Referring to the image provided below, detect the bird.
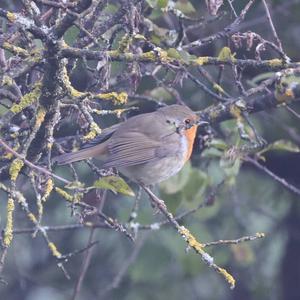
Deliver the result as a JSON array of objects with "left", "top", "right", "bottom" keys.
[{"left": 54, "top": 105, "right": 207, "bottom": 186}]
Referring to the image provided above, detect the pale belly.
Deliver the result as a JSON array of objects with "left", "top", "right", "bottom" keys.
[
  {"left": 119, "top": 135, "right": 188, "bottom": 185},
  {"left": 119, "top": 156, "right": 185, "bottom": 185}
]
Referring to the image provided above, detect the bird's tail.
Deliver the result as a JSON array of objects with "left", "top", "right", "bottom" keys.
[{"left": 53, "top": 144, "right": 106, "bottom": 165}]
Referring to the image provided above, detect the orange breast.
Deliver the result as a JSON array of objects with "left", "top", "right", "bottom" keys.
[{"left": 184, "top": 125, "right": 198, "bottom": 162}]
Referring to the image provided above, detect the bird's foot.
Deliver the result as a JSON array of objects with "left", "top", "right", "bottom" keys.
[{"left": 151, "top": 198, "right": 167, "bottom": 215}]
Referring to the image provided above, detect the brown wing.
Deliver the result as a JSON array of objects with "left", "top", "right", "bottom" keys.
[
  {"left": 102, "top": 111, "right": 179, "bottom": 168},
  {"left": 53, "top": 124, "right": 120, "bottom": 165},
  {"left": 55, "top": 109, "right": 181, "bottom": 167},
  {"left": 102, "top": 132, "right": 162, "bottom": 168}
]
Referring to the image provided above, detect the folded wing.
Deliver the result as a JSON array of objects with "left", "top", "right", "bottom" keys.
[{"left": 102, "top": 132, "right": 162, "bottom": 168}]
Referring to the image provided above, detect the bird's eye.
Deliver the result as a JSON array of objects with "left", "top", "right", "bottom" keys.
[{"left": 184, "top": 118, "right": 193, "bottom": 129}]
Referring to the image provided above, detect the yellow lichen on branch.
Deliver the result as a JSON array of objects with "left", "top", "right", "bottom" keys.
[
  {"left": 10, "top": 83, "right": 41, "bottom": 114},
  {"left": 155, "top": 48, "right": 173, "bottom": 64},
  {"left": 55, "top": 187, "right": 83, "bottom": 203},
  {"left": 27, "top": 212, "right": 38, "bottom": 224},
  {"left": 118, "top": 33, "right": 132, "bottom": 52},
  {"left": 61, "top": 64, "right": 128, "bottom": 104},
  {"left": 9, "top": 158, "right": 24, "bottom": 181},
  {"left": 179, "top": 226, "right": 204, "bottom": 249},
  {"left": 139, "top": 51, "right": 156, "bottom": 61},
  {"left": 3, "top": 198, "right": 15, "bottom": 247},
  {"left": 2, "top": 42, "right": 29, "bottom": 57},
  {"left": 229, "top": 104, "right": 243, "bottom": 120},
  {"left": 193, "top": 56, "right": 210, "bottom": 66},
  {"left": 12, "top": 189, "right": 63, "bottom": 259},
  {"left": 35, "top": 107, "right": 46, "bottom": 128},
  {"left": 274, "top": 71, "right": 300, "bottom": 103},
  {"left": 217, "top": 47, "right": 236, "bottom": 62},
  {"left": 255, "top": 232, "right": 265, "bottom": 238},
  {"left": 2, "top": 143, "right": 20, "bottom": 160},
  {"left": 55, "top": 187, "right": 74, "bottom": 202},
  {"left": 95, "top": 92, "right": 128, "bottom": 104},
  {"left": 48, "top": 242, "right": 62, "bottom": 258},
  {"left": 216, "top": 267, "right": 236, "bottom": 289},
  {"left": 213, "top": 83, "right": 226, "bottom": 94},
  {"left": 2, "top": 75, "right": 13, "bottom": 86},
  {"left": 37, "top": 197, "right": 44, "bottom": 221},
  {"left": 267, "top": 58, "right": 283, "bottom": 67},
  {"left": 61, "top": 64, "right": 85, "bottom": 98},
  {"left": 6, "top": 11, "right": 16, "bottom": 22},
  {"left": 14, "top": 191, "right": 39, "bottom": 225},
  {"left": 83, "top": 121, "right": 102, "bottom": 141},
  {"left": 229, "top": 100, "right": 247, "bottom": 125},
  {"left": 178, "top": 226, "right": 236, "bottom": 289},
  {"left": 41, "top": 178, "right": 54, "bottom": 202}
]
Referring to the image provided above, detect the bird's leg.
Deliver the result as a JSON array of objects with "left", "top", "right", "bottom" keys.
[{"left": 141, "top": 185, "right": 167, "bottom": 213}]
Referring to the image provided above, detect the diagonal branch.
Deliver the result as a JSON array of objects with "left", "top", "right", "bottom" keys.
[
  {"left": 245, "top": 157, "right": 300, "bottom": 197},
  {"left": 142, "top": 185, "right": 236, "bottom": 289},
  {"left": 51, "top": 0, "right": 93, "bottom": 39},
  {"left": 182, "top": 0, "right": 256, "bottom": 50}
]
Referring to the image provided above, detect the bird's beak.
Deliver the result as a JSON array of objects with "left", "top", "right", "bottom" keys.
[{"left": 197, "top": 120, "right": 209, "bottom": 126}]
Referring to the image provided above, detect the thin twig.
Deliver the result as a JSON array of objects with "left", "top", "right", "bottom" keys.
[
  {"left": 142, "top": 185, "right": 236, "bottom": 289},
  {"left": 0, "top": 248, "right": 8, "bottom": 284},
  {"left": 245, "top": 157, "right": 300, "bottom": 196},
  {"left": 182, "top": 0, "right": 256, "bottom": 50},
  {"left": 226, "top": 0, "right": 238, "bottom": 18},
  {"left": 261, "top": 0, "right": 283, "bottom": 52},
  {"left": 0, "top": 138, "right": 71, "bottom": 185},
  {"left": 71, "top": 190, "right": 106, "bottom": 300},
  {"left": 12, "top": 223, "right": 109, "bottom": 234},
  {"left": 100, "top": 233, "right": 149, "bottom": 297},
  {"left": 286, "top": 105, "right": 300, "bottom": 120},
  {"left": 202, "top": 232, "right": 265, "bottom": 247},
  {"left": 59, "top": 241, "right": 99, "bottom": 261}
]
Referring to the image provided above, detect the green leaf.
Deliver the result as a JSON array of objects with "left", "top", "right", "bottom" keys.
[
  {"left": 157, "top": 0, "right": 168, "bottom": 9},
  {"left": 159, "top": 162, "right": 192, "bottom": 194},
  {"left": 181, "top": 169, "right": 208, "bottom": 203},
  {"left": 64, "top": 26, "right": 80, "bottom": 45},
  {"left": 220, "top": 157, "right": 241, "bottom": 186},
  {"left": 65, "top": 181, "right": 85, "bottom": 190},
  {"left": 160, "top": 164, "right": 209, "bottom": 212},
  {"left": 201, "top": 138, "right": 228, "bottom": 158},
  {"left": 93, "top": 176, "right": 135, "bottom": 197},
  {"left": 201, "top": 147, "right": 224, "bottom": 158},
  {"left": 146, "top": 0, "right": 157, "bottom": 8},
  {"left": 209, "top": 138, "right": 229, "bottom": 151},
  {"left": 166, "top": 48, "right": 182, "bottom": 60},
  {"left": 178, "top": 49, "right": 192, "bottom": 63},
  {"left": 217, "top": 47, "right": 235, "bottom": 61},
  {"left": 259, "top": 140, "right": 300, "bottom": 154},
  {"left": 174, "top": 1, "right": 197, "bottom": 14}
]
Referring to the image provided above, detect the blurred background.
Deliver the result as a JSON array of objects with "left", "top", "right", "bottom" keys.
[{"left": 1, "top": 0, "right": 300, "bottom": 299}]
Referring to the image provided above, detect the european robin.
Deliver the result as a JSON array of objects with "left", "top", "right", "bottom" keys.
[{"left": 54, "top": 105, "right": 207, "bottom": 185}]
